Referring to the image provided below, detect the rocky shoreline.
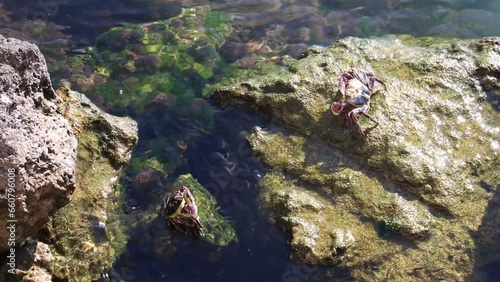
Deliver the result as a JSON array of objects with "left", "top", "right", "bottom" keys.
[
  {"left": 1, "top": 29, "right": 499, "bottom": 281},
  {"left": 0, "top": 35, "right": 138, "bottom": 281},
  {"left": 207, "top": 35, "right": 500, "bottom": 280}
]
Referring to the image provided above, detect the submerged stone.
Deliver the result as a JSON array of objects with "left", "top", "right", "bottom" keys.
[{"left": 60, "top": 5, "right": 233, "bottom": 113}]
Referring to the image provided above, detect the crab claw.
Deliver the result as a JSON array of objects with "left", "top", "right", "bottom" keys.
[
  {"left": 331, "top": 102, "right": 345, "bottom": 115},
  {"left": 338, "top": 72, "right": 353, "bottom": 97},
  {"left": 344, "top": 103, "right": 379, "bottom": 136}
]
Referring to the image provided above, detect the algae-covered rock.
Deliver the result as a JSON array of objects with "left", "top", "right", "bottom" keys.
[
  {"left": 122, "top": 173, "right": 236, "bottom": 268},
  {"left": 260, "top": 172, "right": 357, "bottom": 264},
  {"left": 249, "top": 126, "right": 432, "bottom": 239},
  {"left": 62, "top": 5, "right": 232, "bottom": 112},
  {"left": 208, "top": 35, "right": 498, "bottom": 217},
  {"left": 45, "top": 88, "right": 138, "bottom": 282},
  {"left": 207, "top": 35, "right": 500, "bottom": 280}
]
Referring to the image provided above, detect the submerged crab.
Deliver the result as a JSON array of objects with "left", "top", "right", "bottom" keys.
[
  {"left": 331, "top": 68, "right": 386, "bottom": 136},
  {"left": 163, "top": 186, "right": 203, "bottom": 238}
]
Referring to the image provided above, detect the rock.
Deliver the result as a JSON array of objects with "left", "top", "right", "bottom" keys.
[
  {"left": 260, "top": 172, "right": 359, "bottom": 264},
  {"left": 0, "top": 35, "right": 77, "bottom": 253},
  {"left": 120, "top": 173, "right": 236, "bottom": 268},
  {"left": 45, "top": 87, "right": 138, "bottom": 281},
  {"left": 170, "top": 174, "right": 238, "bottom": 247},
  {"left": 130, "top": 166, "right": 165, "bottom": 202},
  {"left": 207, "top": 35, "right": 500, "bottom": 280},
  {"left": 59, "top": 6, "right": 233, "bottom": 112},
  {"left": 57, "top": 88, "right": 138, "bottom": 167},
  {"left": 248, "top": 126, "right": 432, "bottom": 239},
  {"left": 0, "top": 240, "right": 53, "bottom": 281},
  {"left": 209, "top": 35, "right": 498, "bottom": 216}
]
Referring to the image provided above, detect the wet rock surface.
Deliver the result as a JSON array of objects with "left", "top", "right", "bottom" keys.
[
  {"left": 0, "top": 35, "right": 77, "bottom": 253},
  {"left": 207, "top": 35, "right": 500, "bottom": 280},
  {"left": 2, "top": 82, "right": 137, "bottom": 281},
  {"left": 43, "top": 88, "right": 138, "bottom": 281}
]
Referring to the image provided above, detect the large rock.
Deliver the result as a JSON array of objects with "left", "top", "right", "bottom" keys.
[
  {"left": 207, "top": 35, "right": 500, "bottom": 280},
  {"left": 45, "top": 88, "right": 138, "bottom": 281},
  {"left": 0, "top": 35, "right": 77, "bottom": 253},
  {"left": 2, "top": 87, "right": 138, "bottom": 282}
]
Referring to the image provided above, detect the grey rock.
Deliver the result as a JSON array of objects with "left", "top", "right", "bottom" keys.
[{"left": 0, "top": 35, "right": 77, "bottom": 253}]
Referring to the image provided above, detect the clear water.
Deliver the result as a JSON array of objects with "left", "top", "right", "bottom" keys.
[{"left": 1, "top": 0, "right": 499, "bottom": 281}]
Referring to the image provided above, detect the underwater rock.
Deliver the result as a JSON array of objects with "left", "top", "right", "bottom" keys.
[
  {"left": 433, "top": 9, "right": 500, "bottom": 38},
  {"left": 0, "top": 35, "right": 77, "bottom": 254},
  {"left": 67, "top": 5, "right": 233, "bottom": 113},
  {"left": 123, "top": 174, "right": 237, "bottom": 267},
  {"left": 169, "top": 174, "right": 238, "bottom": 246},
  {"left": 207, "top": 35, "right": 500, "bottom": 280}
]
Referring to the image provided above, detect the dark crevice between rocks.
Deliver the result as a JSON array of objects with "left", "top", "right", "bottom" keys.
[{"left": 42, "top": 85, "right": 56, "bottom": 101}]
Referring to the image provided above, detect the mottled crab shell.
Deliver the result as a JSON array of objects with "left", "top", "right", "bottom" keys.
[
  {"left": 343, "top": 79, "right": 367, "bottom": 98},
  {"left": 163, "top": 194, "right": 185, "bottom": 218},
  {"left": 347, "top": 92, "right": 370, "bottom": 108}
]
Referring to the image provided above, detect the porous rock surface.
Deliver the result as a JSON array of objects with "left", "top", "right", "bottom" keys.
[
  {"left": 208, "top": 35, "right": 500, "bottom": 280},
  {"left": 0, "top": 35, "right": 77, "bottom": 253}
]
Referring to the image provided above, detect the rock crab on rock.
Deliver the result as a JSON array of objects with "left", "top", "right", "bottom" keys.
[
  {"left": 331, "top": 68, "right": 386, "bottom": 136},
  {"left": 163, "top": 185, "right": 203, "bottom": 238}
]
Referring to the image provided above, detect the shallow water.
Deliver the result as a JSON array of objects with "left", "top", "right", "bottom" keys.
[{"left": 1, "top": 0, "right": 500, "bottom": 281}]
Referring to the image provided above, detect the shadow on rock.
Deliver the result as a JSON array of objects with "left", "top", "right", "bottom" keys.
[{"left": 471, "top": 180, "right": 500, "bottom": 281}]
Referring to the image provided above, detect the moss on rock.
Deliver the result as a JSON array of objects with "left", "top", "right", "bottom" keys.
[
  {"left": 47, "top": 88, "right": 138, "bottom": 281},
  {"left": 207, "top": 35, "right": 500, "bottom": 280},
  {"left": 171, "top": 174, "right": 237, "bottom": 247}
]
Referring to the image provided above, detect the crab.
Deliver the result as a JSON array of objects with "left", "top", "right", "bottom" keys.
[
  {"left": 331, "top": 68, "right": 386, "bottom": 136},
  {"left": 163, "top": 185, "right": 203, "bottom": 238}
]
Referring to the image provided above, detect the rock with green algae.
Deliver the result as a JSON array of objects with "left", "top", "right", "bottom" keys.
[
  {"left": 171, "top": 174, "right": 238, "bottom": 246},
  {"left": 207, "top": 35, "right": 500, "bottom": 281},
  {"left": 44, "top": 87, "right": 138, "bottom": 282},
  {"left": 249, "top": 126, "right": 432, "bottom": 239},
  {"left": 60, "top": 5, "right": 232, "bottom": 112},
  {"left": 260, "top": 172, "right": 356, "bottom": 264},
  {"left": 122, "top": 173, "right": 237, "bottom": 267},
  {"left": 208, "top": 35, "right": 499, "bottom": 216}
]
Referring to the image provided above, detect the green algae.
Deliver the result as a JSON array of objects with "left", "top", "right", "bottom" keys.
[
  {"left": 49, "top": 131, "right": 126, "bottom": 281},
  {"left": 47, "top": 88, "right": 137, "bottom": 282},
  {"left": 248, "top": 128, "right": 432, "bottom": 238},
  {"left": 64, "top": 6, "right": 232, "bottom": 113},
  {"left": 258, "top": 144, "right": 480, "bottom": 281}
]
